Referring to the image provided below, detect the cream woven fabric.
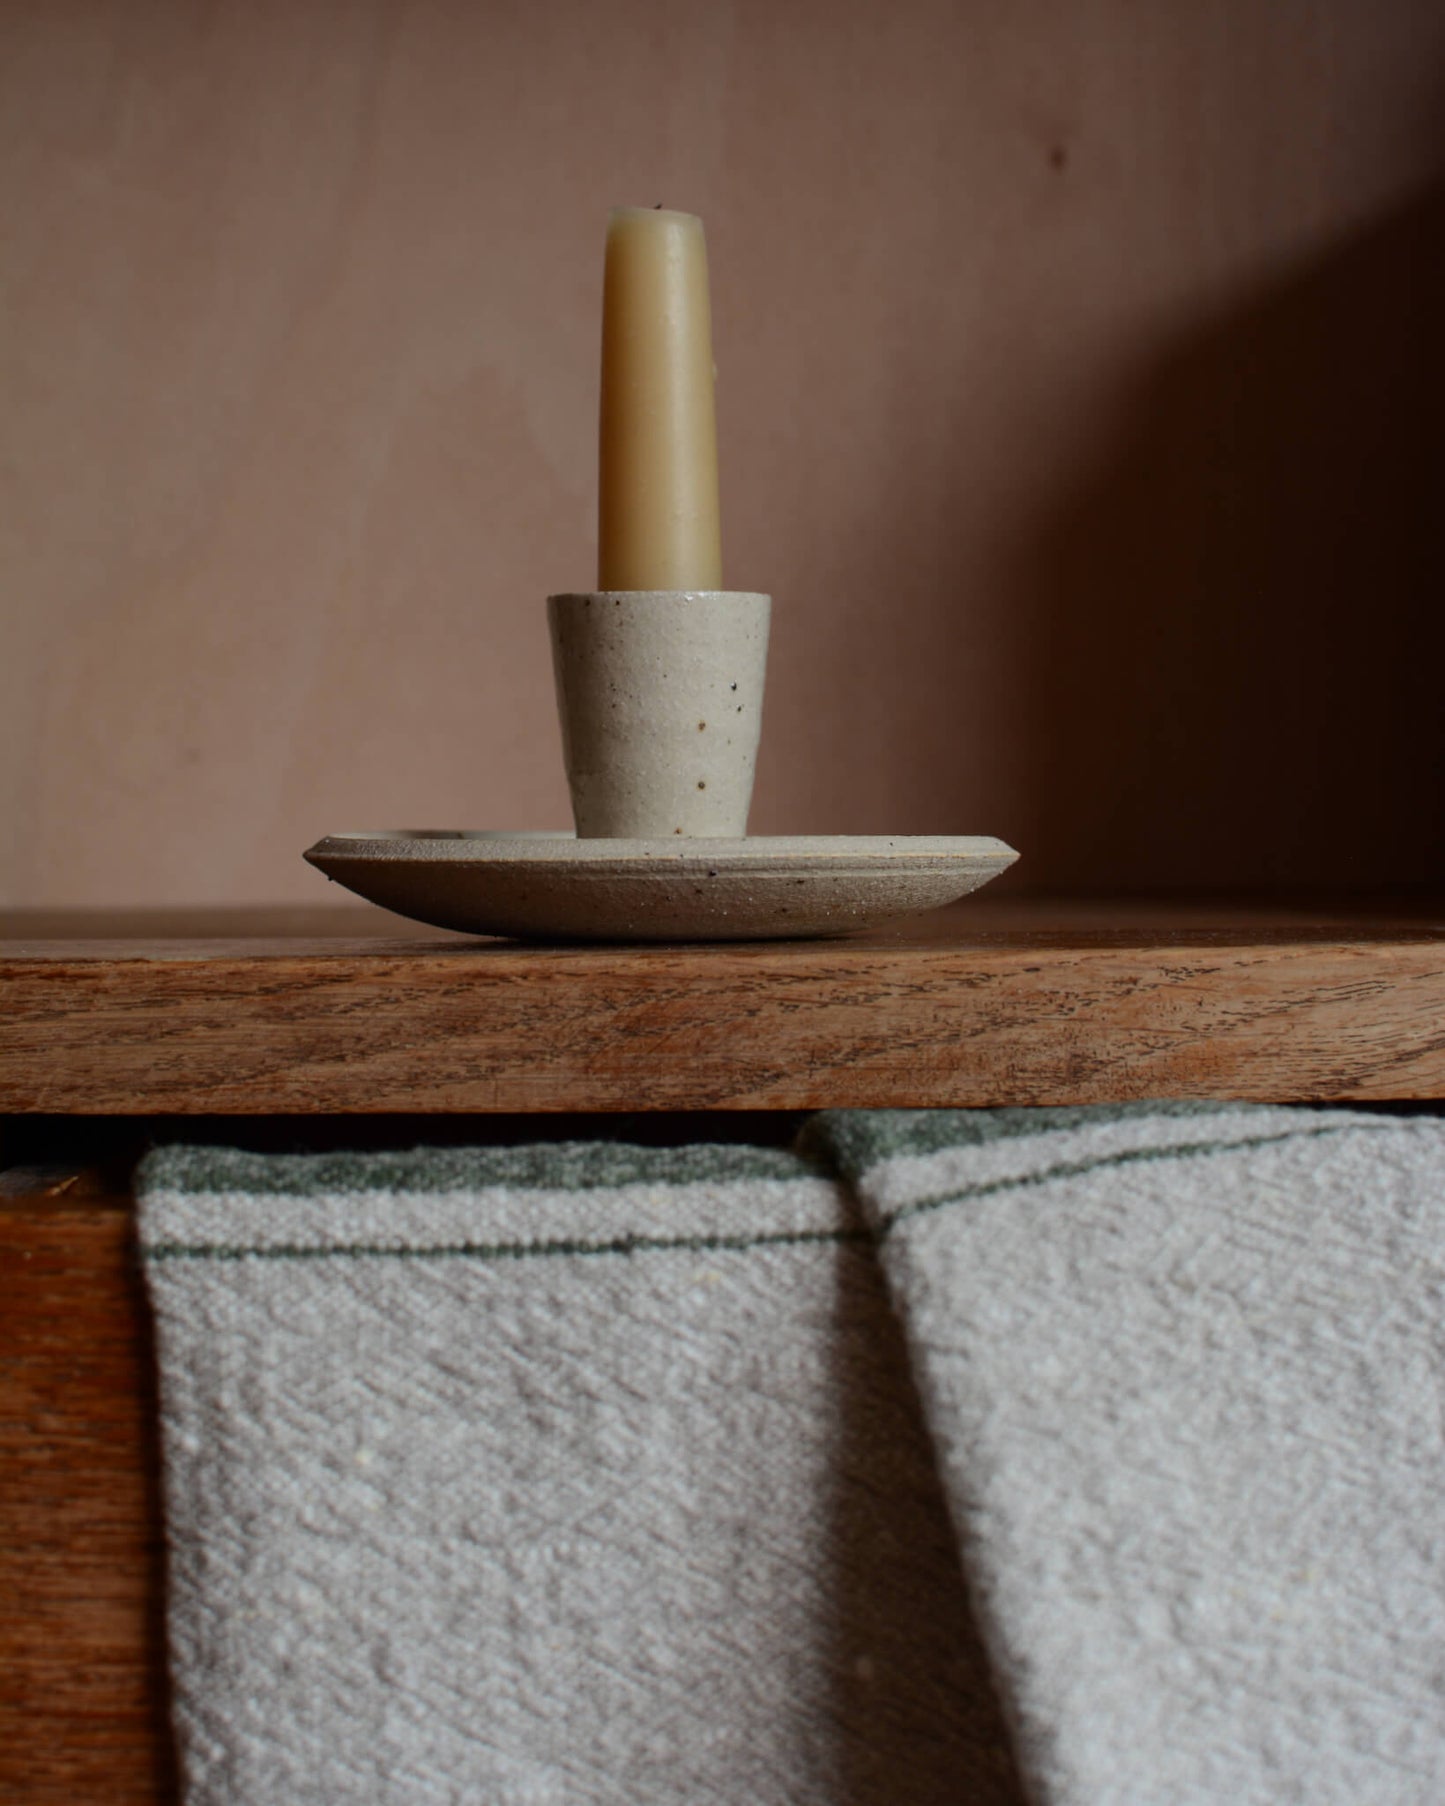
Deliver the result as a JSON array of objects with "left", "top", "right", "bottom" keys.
[
  {"left": 141, "top": 1105, "right": 1445, "bottom": 1805},
  {"left": 821, "top": 1104, "right": 1445, "bottom": 1806},
  {"left": 140, "top": 1140, "right": 1019, "bottom": 1806}
]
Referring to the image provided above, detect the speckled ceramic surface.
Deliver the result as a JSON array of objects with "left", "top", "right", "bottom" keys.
[
  {"left": 303, "top": 832, "right": 1019, "bottom": 942},
  {"left": 548, "top": 591, "right": 770, "bottom": 838}
]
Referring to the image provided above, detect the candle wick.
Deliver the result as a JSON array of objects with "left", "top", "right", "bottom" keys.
[{"left": 654, "top": 202, "right": 662, "bottom": 209}]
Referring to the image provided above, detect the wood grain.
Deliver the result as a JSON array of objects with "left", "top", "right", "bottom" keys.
[
  {"left": 3, "top": 900, "right": 1443, "bottom": 1113},
  {"left": 0, "top": 1181, "right": 176, "bottom": 1804}
]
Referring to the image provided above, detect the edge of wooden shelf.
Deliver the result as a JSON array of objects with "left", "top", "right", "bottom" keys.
[{"left": 4, "top": 897, "right": 1442, "bottom": 1112}]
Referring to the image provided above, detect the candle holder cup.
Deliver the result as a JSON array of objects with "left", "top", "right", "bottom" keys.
[{"left": 547, "top": 590, "right": 770, "bottom": 838}]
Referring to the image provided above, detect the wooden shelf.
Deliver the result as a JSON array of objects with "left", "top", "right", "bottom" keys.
[{"left": 4, "top": 895, "right": 1442, "bottom": 1113}]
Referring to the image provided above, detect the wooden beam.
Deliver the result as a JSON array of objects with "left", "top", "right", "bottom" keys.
[
  {"left": 0, "top": 1179, "right": 176, "bottom": 1803},
  {"left": 2, "top": 901, "right": 1442, "bottom": 1113}
]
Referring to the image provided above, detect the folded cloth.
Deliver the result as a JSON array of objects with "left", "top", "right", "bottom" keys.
[
  {"left": 817, "top": 1103, "right": 1445, "bottom": 1806},
  {"left": 138, "top": 1141, "right": 1020, "bottom": 1806},
  {"left": 140, "top": 1105, "right": 1445, "bottom": 1806}
]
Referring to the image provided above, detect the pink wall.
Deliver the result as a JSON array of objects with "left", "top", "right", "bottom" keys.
[{"left": 4, "top": 0, "right": 1442, "bottom": 903}]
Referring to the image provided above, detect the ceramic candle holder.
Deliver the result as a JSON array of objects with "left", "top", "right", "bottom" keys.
[{"left": 547, "top": 590, "right": 770, "bottom": 838}]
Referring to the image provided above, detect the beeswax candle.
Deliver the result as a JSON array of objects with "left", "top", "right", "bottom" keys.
[{"left": 597, "top": 207, "right": 722, "bottom": 591}]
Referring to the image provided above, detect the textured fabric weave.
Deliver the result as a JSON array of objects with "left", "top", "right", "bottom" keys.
[
  {"left": 140, "top": 1105, "right": 1445, "bottom": 1805},
  {"left": 140, "top": 1142, "right": 1019, "bottom": 1806},
  {"left": 820, "top": 1103, "right": 1445, "bottom": 1806}
]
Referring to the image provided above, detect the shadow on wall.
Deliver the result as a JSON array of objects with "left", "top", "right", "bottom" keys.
[{"left": 998, "top": 179, "right": 1445, "bottom": 895}]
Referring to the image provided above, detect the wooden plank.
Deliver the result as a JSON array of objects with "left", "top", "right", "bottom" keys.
[
  {"left": 0, "top": 1180, "right": 176, "bottom": 1804},
  {"left": 2, "top": 900, "right": 1443, "bottom": 1112}
]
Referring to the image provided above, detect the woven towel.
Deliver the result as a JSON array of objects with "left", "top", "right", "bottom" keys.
[
  {"left": 140, "top": 1106, "right": 1445, "bottom": 1805},
  {"left": 817, "top": 1103, "right": 1445, "bottom": 1806},
  {"left": 139, "top": 1140, "right": 1019, "bottom": 1806}
]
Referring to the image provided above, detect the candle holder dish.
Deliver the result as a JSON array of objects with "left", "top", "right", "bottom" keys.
[
  {"left": 305, "top": 585, "right": 1020, "bottom": 940},
  {"left": 303, "top": 832, "right": 1018, "bottom": 942}
]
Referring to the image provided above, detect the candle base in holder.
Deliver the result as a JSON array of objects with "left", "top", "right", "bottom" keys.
[{"left": 548, "top": 590, "right": 769, "bottom": 839}]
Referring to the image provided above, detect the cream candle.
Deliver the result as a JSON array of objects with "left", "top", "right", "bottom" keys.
[{"left": 597, "top": 207, "right": 723, "bottom": 591}]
